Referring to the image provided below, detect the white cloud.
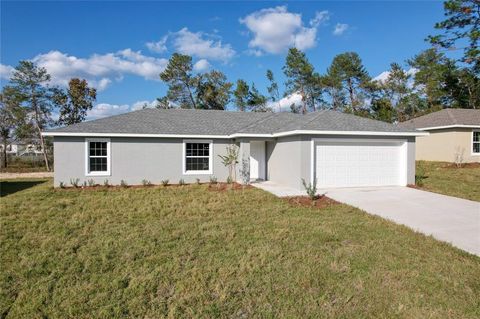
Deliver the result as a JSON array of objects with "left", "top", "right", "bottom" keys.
[
  {"left": 246, "top": 49, "right": 264, "bottom": 57},
  {"left": 310, "top": 10, "right": 330, "bottom": 27},
  {"left": 97, "top": 78, "right": 112, "bottom": 91},
  {"left": 373, "top": 71, "right": 391, "bottom": 83},
  {"left": 240, "top": 6, "right": 325, "bottom": 54},
  {"left": 267, "top": 92, "right": 303, "bottom": 112},
  {"left": 172, "top": 28, "right": 235, "bottom": 62},
  {"left": 86, "top": 99, "right": 159, "bottom": 120},
  {"left": 146, "top": 35, "right": 168, "bottom": 53},
  {"left": 131, "top": 100, "right": 158, "bottom": 111},
  {"left": 408, "top": 68, "right": 418, "bottom": 76},
  {"left": 86, "top": 103, "right": 131, "bottom": 120},
  {"left": 373, "top": 68, "right": 418, "bottom": 83},
  {"left": 1, "top": 49, "right": 168, "bottom": 91},
  {"left": 193, "top": 59, "right": 211, "bottom": 72},
  {"left": 0, "top": 64, "right": 14, "bottom": 80},
  {"left": 333, "top": 23, "right": 349, "bottom": 36}
]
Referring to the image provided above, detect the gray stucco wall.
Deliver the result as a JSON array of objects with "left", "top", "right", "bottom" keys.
[
  {"left": 266, "top": 136, "right": 311, "bottom": 190},
  {"left": 266, "top": 135, "right": 416, "bottom": 190},
  {"left": 54, "top": 134, "right": 416, "bottom": 188},
  {"left": 53, "top": 136, "right": 233, "bottom": 187}
]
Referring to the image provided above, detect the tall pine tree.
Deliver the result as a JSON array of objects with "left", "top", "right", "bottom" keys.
[{"left": 10, "top": 61, "right": 54, "bottom": 171}]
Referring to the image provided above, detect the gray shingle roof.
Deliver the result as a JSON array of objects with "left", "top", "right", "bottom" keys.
[
  {"left": 399, "top": 109, "right": 480, "bottom": 129},
  {"left": 46, "top": 108, "right": 417, "bottom": 135}
]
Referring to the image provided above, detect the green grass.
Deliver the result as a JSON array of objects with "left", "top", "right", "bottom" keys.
[
  {"left": 0, "top": 158, "right": 48, "bottom": 173},
  {"left": 0, "top": 179, "right": 47, "bottom": 197},
  {"left": 1, "top": 180, "right": 479, "bottom": 318},
  {"left": 0, "top": 166, "right": 48, "bottom": 173},
  {"left": 416, "top": 161, "right": 480, "bottom": 201}
]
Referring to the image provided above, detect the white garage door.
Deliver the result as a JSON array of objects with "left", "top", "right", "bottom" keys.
[{"left": 315, "top": 140, "right": 406, "bottom": 188}]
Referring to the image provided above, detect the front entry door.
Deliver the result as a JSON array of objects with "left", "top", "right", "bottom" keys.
[{"left": 250, "top": 141, "right": 266, "bottom": 180}]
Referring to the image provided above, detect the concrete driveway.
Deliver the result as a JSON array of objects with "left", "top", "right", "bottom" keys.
[{"left": 324, "top": 186, "right": 480, "bottom": 256}]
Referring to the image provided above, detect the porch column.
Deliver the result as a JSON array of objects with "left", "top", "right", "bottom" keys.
[{"left": 237, "top": 139, "right": 250, "bottom": 184}]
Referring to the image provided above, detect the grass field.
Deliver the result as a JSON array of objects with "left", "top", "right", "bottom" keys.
[
  {"left": 416, "top": 161, "right": 480, "bottom": 201},
  {"left": 0, "top": 156, "right": 48, "bottom": 173},
  {"left": 1, "top": 179, "right": 479, "bottom": 318}
]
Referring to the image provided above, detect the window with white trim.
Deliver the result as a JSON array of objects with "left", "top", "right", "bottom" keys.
[
  {"left": 473, "top": 131, "right": 480, "bottom": 154},
  {"left": 86, "top": 138, "right": 110, "bottom": 175},
  {"left": 184, "top": 141, "right": 212, "bottom": 174}
]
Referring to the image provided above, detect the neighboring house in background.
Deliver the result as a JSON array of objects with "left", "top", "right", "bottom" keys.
[
  {"left": 42, "top": 109, "right": 425, "bottom": 189},
  {"left": 0, "top": 141, "right": 44, "bottom": 156},
  {"left": 400, "top": 109, "right": 480, "bottom": 163},
  {"left": 0, "top": 144, "right": 19, "bottom": 155}
]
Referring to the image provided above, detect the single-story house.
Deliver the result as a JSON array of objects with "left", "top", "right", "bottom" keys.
[
  {"left": 42, "top": 109, "right": 426, "bottom": 189},
  {"left": 400, "top": 109, "right": 480, "bottom": 163}
]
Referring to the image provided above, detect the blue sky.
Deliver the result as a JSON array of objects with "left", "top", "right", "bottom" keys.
[{"left": 1, "top": 1, "right": 446, "bottom": 118}]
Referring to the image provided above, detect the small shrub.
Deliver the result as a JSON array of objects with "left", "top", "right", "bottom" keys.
[
  {"left": 59, "top": 182, "right": 65, "bottom": 188},
  {"left": 142, "top": 179, "right": 152, "bottom": 186},
  {"left": 301, "top": 178, "right": 318, "bottom": 201},
  {"left": 454, "top": 147, "right": 465, "bottom": 168},
  {"left": 161, "top": 179, "right": 169, "bottom": 187},
  {"left": 70, "top": 178, "right": 80, "bottom": 188},
  {"left": 87, "top": 179, "right": 96, "bottom": 187},
  {"left": 179, "top": 179, "right": 186, "bottom": 186},
  {"left": 195, "top": 178, "right": 201, "bottom": 185},
  {"left": 218, "top": 144, "right": 239, "bottom": 183},
  {"left": 82, "top": 181, "right": 87, "bottom": 188},
  {"left": 415, "top": 165, "right": 427, "bottom": 186},
  {"left": 120, "top": 180, "right": 128, "bottom": 188},
  {"left": 226, "top": 176, "right": 233, "bottom": 184},
  {"left": 209, "top": 176, "right": 218, "bottom": 184},
  {"left": 103, "top": 179, "right": 109, "bottom": 187}
]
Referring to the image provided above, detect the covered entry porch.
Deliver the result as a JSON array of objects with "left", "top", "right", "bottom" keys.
[{"left": 236, "top": 138, "right": 270, "bottom": 183}]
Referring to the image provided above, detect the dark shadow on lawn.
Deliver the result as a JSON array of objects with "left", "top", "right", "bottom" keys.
[{"left": 0, "top": 180, "right": 46, "bottom": 197}]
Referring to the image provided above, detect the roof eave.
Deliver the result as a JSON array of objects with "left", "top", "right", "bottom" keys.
[
  {"left": 42, "top": 130, "right": 428, "bottom": 138},
  {"left": 417, "top": 124, "right": 480, "bottom": 131},
  {"left": 270, "top": 130, "right": 427, "bottom": 137}
]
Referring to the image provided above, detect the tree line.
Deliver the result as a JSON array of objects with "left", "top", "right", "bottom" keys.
[
  {"left": 156, "top": 0, "right": 478, "bottom": 118},
  {"left": 1, "top": 0, "right": 478, "bottom": 170},
  {"left": 0, "top": 62, "right": 97, "bottom": 169}
]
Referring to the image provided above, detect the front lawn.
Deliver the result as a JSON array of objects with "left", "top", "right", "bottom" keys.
[
  {"left": 1, "top": 180, "right": 479, "bottom": 318},
  {"left": 416, "top": 161, "right": 480, "bottom": 201}
]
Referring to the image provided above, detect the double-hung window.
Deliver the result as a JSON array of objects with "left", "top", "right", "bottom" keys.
[
  {"left": 183, "top": 140, "right": 212, "bottom": 174},
  {"left": 85, "top": 138, "right": 111, "bottom": 176},
  {"left": 473, "top": 131, "right": 480, "bottom": 155}
]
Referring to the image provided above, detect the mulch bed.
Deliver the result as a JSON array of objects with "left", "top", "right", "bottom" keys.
[
  {"left": 284, "top": 195, "right": 339, "bottom": 209},
  {"left": 56, "top": 184, "right": 170, "bottom": 191},
  {"left": 55, "top": 182, "right": 252, "bottom": 191}
]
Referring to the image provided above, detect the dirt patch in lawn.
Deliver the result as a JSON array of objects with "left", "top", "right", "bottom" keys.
[
  {"left": 441, "top": 162, "right": 480, "bottom": 169},
  {"left": 284, "top": 195, "right": 339, "bottom": 209},
  {"left": 0, "top": 172, "right": 53, "bottom": 179},
  {"left": 208, "top": 183, "right": 253, "bottom": 192}
]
